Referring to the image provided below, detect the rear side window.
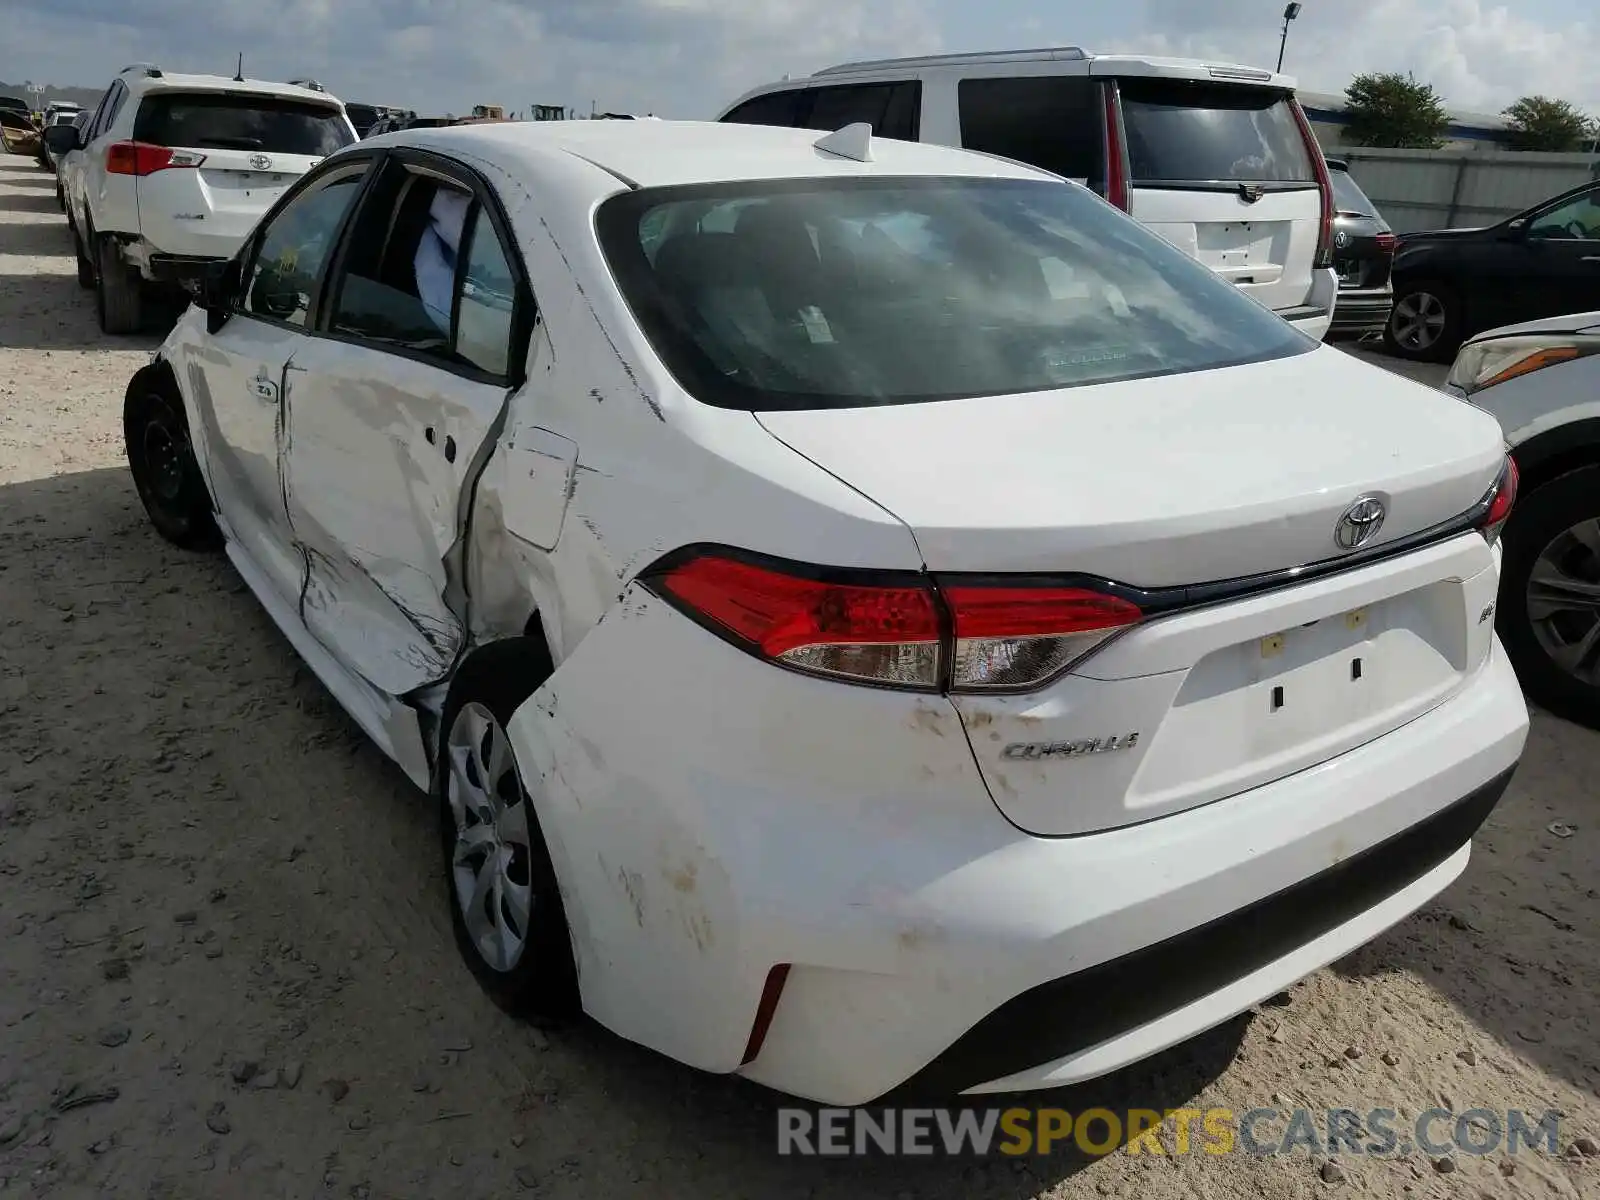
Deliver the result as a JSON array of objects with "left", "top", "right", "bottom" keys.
[
  {"left": 799, "top": 82, "right": 920, "bottom": 140},
  {"left": 1329, "top": 168, "right": 1378, "bottom": 217},
  {"left": 1117, "top": 79, "right": 1314, "bottom": 185},
  {"left": 133, "top": 93, "right": 355, "bottom": 156},
  {"left": 723, "top": 83, "right": 920, "bottom": 140},
  {"left": 722, "top": 91, "right": 805, "bottom": 128},
  {"left": 958, "top": 76, "right": 1101, "bottom": 180}
]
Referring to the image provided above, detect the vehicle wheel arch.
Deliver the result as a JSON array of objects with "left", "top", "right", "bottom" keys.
[{"left": 1510, "top": 418, "right": 1600, "bottom": 499}]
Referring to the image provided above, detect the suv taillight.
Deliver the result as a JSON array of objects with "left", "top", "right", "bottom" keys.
[
  {"left": 1288, "top": 98, "right": 1335, "bottom": 270},
  {"left": 1375, "top": 232, "right": 1398, "bottom": 254},
  {"left": 1479, "top": 456, "right": 1518, "bottom": 545},
  {"left": 1100, "top": 82, "right": 1130, "bottom": 212},
  {"left": 644, "top": 551, "right": 1142, "bottom": 693},
  {"left": 106, "top": 141, "right": 205, "bottom": 176}
]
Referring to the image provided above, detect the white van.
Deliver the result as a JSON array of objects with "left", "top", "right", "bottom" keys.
[{"left": 718, "top": 47, "right": 1339, "bottom": 339}]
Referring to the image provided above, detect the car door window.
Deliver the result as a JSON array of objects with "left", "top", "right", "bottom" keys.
[
  {"left": 959, "top": 76, "right": 1101, "bottom": 181},
  {"left": 242, "top": 173, "right": 365, "bottom": 327},
  {"left": 326, "top": 160, "right": 525, "bottom": 380},
  {"left": 456, "top": 209, "right": 518, "bottom": 376},
  {"left": 1528, "top": 188, "right": 1600, "bottom": 240},
  {"left": 88, "top": 82, "right": 122, "bottom": 141},
  {"left": 800, "top": 82, "right": 920, "bottom": 140}
]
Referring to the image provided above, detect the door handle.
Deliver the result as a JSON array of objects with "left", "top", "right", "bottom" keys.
[{"left": 251, "top": 377, "right": 278, "bottom": 403}]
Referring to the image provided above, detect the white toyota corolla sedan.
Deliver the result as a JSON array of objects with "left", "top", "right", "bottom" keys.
[{"left": 123, "top": 118, "right": 1528, "bottom": 1105}]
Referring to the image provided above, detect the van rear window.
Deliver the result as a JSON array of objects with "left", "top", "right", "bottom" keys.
[
  {"left": 1118, "top": 79, "right": 1314, "bottom": 186},
  {"left": 133, "top": 93, "right": 354, "bottom": 156}
]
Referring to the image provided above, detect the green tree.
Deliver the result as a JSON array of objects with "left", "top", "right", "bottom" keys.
[
  {"left": 1343, "top": 72, "right": 1450, "bottom": 149},
  {"left": 1502, "top": 95, "right": 1596, "bottom": 152}
]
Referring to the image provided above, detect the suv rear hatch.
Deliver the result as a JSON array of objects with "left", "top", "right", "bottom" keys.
[
  {"left": 759, "top": 349, "right": 1509, "bottom": 835},
  {"left": 130, "top": 91, "right": 354, "bottom": 259},
  {"left": 1104, "top": 73, "right": 1325, "bottom": 318}
]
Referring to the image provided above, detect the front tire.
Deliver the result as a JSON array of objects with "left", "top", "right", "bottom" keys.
[
  {"left": 124, "top": 380, "right": 222, "bottom": 551},
  {"left": 1497, "top": 465, "right": 1600, "bottom": 730},
  {"left": 1383, "top": 280, "right": 1462, "bottom": 362},
  {"left": 437, "top": 641, "right": 580, "bottom": 1023},
  {"left": 95, "top": 236, "right": 145, "bottom": 335}
]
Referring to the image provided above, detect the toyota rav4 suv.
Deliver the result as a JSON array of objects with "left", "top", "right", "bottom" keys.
[{"left": 47, "top": 64, "right": 356, "bottom": 334}]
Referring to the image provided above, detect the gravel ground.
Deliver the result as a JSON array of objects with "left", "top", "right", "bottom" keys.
[{"left": 1, "top": 151, "right": 1596, "bottom": 1199}]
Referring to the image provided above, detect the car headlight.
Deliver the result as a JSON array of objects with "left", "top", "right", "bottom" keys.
[{"left": 1447, "top": 334, "right": 1600, "bottom": 398}]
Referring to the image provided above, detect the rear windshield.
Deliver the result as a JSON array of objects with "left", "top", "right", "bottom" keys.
[
  {"left": 1118, "top": 79, "right": 1315, "bottom": 186},
  {"left": 133, "top": 93, "right": 354, "bottom": 156},
  {"left": 596, "top": 177, "right": 1312, "bottom": 412},
  {"left": 1329, "top": 167, "right": 1379, "bottom": 217}
]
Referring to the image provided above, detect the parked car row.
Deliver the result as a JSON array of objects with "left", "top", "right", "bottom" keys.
[{"left": 14, "top": 44, "right": 1591, "bottom": 1111}]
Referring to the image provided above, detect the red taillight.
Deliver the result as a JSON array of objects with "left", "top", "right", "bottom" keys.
[
  {"left": 1101, "top": 82, "right": 1129, "bottom": 212},
  {"left": 1375, "top": 232, "right": 1398, "bottom": 254},
  {"left": 1480, "top": 456, "right": 1518, "bottom": 544},
  {"left": 654, "top": 554, "right": 942, "bottom": 688},
  {"left": 647, "top": 552, "right": 1142, "bottom": 692},
  {"left": 105, "top": 141, "right": 204, "bottom": 176},
  {"left": 944, "top": 586, "right": 1142, "bottom": 691},
  {"left": 1288, "top": 98, "right": 1334, "bottom": 270}
]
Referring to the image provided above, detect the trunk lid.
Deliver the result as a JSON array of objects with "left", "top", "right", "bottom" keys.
[
  {"left": 757, "top": 345, "right": 1504, "bottom": 584},
  {"left": 758, "top": 347, "right": 1509, "bottom": 836}
]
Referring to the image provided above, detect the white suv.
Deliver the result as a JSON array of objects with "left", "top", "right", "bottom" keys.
[
  {"left": 720, "top": 47, "right": 1340, "bottom": 340},
  {"left": 53, "top": 64, "right": 356, "bottom": 334}
]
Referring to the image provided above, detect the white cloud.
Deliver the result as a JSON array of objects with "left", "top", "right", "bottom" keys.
[{"left": 1130, "top": 0, "right": 1600, "bottom": 116}]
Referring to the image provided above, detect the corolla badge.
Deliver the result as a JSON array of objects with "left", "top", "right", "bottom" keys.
[
  {"left": 1334, "top": 495, "right": 1387, "bottom": 551},
  {"left": 249, "top": 154, "right": 273, "bottom": 171}
]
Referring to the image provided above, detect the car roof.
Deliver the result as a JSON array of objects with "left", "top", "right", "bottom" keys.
[
  {"left": 371, "top": 118, "right": 1056, "bottom": 190},
  {"left": 120, "top": 69, "right": 342, "bottom": 105},
  {"left": 805, "top": 47, "right": 1292, "bottom": 88}
]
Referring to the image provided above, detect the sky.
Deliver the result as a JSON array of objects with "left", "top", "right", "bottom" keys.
[{"left": 4, "top": 0, "right": 1597, "bottom": 121}]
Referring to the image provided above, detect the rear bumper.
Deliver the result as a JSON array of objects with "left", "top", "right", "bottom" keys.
[
  {"left": 505, "top": 583, "right": 1528, "bottom": 1105},
  {"left": 142, "top": 253, "right": 223, "bottom": 291},
  {"left": 1331, "top": 288, "right": 1395, "bottom": 335}
]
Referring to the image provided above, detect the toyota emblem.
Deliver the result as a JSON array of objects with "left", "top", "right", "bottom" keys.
[
  {"left": 1334, "top": 495, "right": 1387, "bottom": 551},
  {"left": 249, "top": 154, "right": 273, "bottom": 171}
]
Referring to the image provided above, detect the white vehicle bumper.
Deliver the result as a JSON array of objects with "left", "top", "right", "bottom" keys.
[{"left": 505, "top": 586, "right": 1527, "bottom": 1106}]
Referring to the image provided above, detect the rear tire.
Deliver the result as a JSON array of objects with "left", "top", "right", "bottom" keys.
[
  {"left": 95, "top": 236, "right": 145, "bottom": 335},
  {"left": 124, "top": 379, "right": 222, "bottom": 551},
  {"left": 55, "top": 181, "right": 64, "bottom": 211},
  {"left": 73, "top": 226, "right": 94, "bottom": 289},
  {"left": 436, "top": 639, "right": 580, "bottom": 1024},
  {"left": 1383, "top": 279, "right": 1462, "bottom": 362},
  {"left": 1497, "top": 465, "right": 1600, "bottom": 730}
]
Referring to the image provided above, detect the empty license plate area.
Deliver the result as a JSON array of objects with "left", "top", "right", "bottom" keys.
[{"left": 1127, "top": 580, "right": 1472, "bottom": 813}]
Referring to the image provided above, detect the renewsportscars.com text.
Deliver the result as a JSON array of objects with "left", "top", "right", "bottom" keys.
[{"left": 776, "top": 1106, "right": 1561, "bottom": 1159}]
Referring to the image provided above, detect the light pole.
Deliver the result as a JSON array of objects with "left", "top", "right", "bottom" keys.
[{"left": 1276, "top": 2, "right": 1302, "bottom": 73}]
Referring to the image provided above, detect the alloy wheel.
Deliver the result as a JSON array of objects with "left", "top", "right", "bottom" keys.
[
  {"left": 1391, "top": 291, "right": 1446, "bottom": 351},
  {"left": 445, "top": 702, "right": 536, "bottom": 973},
  {"left": 1526, "top": 518, "right": 1600, "bottom": 685}
]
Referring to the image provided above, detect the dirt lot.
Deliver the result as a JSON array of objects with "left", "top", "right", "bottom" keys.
[{"left": 0, "top": 151, "right": 1596, "bottom": 1200}]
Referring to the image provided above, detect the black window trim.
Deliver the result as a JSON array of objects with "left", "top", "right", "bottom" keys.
[
  {"left": 724, "top": 79, "right": 923, "bottom": 142},
  {"left": 311, "top": 146, "right": 538, "bottom": 390},
  {"left": 229, "top": 151, "right": 381, "bottom": 337}
]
